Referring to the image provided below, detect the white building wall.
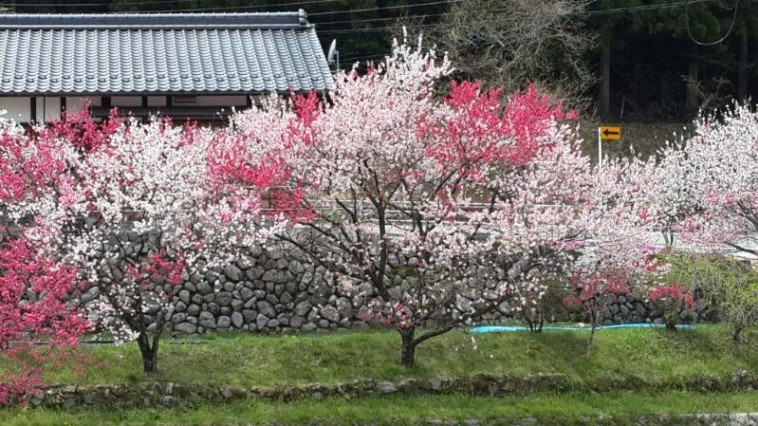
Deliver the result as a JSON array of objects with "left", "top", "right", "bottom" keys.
[
  {"left": 35, "top": 97, "right": 62, "bottom": 122},
  {"left": 0, "top": 97, "right": 67, "bottom": 123},
  {"left": 193, "top": 95, "right": 248, "bottom": 107},
  {"left": 0, "top": 94, "right": 257, "bottom": 123},
  {"left": 65, "top": 96, "right": 101, "bottom": 113},
  {"left": 148, "top": 96, "right": 166, "bottom": 107},
  {"left": 0, "top": 97, "right": 31, "bottom": 123},
  {"left": 112, "top": 96, "right": 142, "bottom": 107}
]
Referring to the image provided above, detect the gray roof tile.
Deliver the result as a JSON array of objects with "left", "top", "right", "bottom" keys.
[{"left": 0, "top": 12, "right": 332, "bottom": 95}]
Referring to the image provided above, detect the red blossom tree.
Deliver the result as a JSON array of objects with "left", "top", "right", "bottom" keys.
[
  {"left": 647, "top": 283, "right": 696, "bottom": 331},
  {"left": 0, "top": 118, "right": 91, "bottom": 404},
  {"left": 564, "top": 268, "right": 631, "bottom": 357},
  {"left": 0, "top": 237, "right": 90, "bottom": 405}
]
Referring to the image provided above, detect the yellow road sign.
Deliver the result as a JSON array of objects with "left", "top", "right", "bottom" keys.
[{"left": 599, "top": 126, "right": 621, "bottom": 140}]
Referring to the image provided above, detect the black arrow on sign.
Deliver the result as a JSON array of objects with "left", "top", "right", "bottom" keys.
[{"left": 602, "top": 128, "right": 620, "bottom": 137}]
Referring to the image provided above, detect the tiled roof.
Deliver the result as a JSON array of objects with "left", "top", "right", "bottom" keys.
[{"left": 0, "top": 11, "right": 333, "bottom": 95}]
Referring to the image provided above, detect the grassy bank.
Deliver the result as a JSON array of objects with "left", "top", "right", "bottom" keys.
[
  {"left": 47, "top": 325, "right": 758, "bottom": 388},
  {"left": 3, "top": 391, "right": 758, "bottom": 425},
  {"left": 0, "top": 325, "right": 752, "bottom": 424}
]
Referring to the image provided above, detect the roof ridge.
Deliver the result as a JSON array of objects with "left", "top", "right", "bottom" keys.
[
  {"left": 1, "top": 11, "right": 304, "bottom": 17},
  {"left": 0, "top": 10, "right": 311, "bottom": 29}
]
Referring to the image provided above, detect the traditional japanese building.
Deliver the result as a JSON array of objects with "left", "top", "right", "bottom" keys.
[{"left": 0, "top": 10, "right": 332, "bottom": 123}]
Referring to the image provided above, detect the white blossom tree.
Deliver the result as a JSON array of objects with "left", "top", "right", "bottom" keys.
[
  {"left": 3, "top": 110, "right": 272, "bottom": 373},
  {"left": 215, "top": 37, "right": 658, "bottom": 366},
  {"left": 654, "top": 103, "right": 758, "bottom": 348},
  {"left": 657, "top": 104, "right": 758, "bottom": 259}
]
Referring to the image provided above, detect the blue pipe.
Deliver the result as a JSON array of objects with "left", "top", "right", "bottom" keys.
[{"left": 470, "top": 323, "right": 695, "bottom": 333}]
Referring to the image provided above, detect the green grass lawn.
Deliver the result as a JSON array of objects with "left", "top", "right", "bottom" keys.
[
  {"left": 3, "top": 392, "right": 757, "bottom": 425},
  {"left": 47, "top": 325, "right": 758, "bottom": 389}
]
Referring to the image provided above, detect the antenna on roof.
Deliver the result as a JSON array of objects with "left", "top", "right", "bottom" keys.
[{"left": 327, "top": 39, "right": 339, "bottom": 72}]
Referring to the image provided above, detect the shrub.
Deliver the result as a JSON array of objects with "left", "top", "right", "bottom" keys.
[
  {"left": 666, "top": 254, "right": 758, "bottom": 352},
  {"left": 647, "top": 283, "right": 696, "bottom": 331}
]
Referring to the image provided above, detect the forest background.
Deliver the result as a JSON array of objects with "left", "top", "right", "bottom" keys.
[{"left": 4, "top": 0, "right": 756, "bottom": 124}]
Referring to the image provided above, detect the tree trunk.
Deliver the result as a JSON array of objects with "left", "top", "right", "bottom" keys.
[
  {"left": 585, "top": 309, "right": 597, "bottom": 359},
  {"left": 523, "top": 311, "right": 542, "bottom": 333},
  {"left": 664, "top": 319, "right": 677, "bottom": 331},
  {"left": 685, "top": 54, "right": 700, "bottom": 113},
  {"left": 738, "top": 29, "right": 748, "bottom": 102},
  {"left": 733, "top": 324, "right": 743, "bottom": 354},
  {"left": 136, "top": 332, "right": 159, "bottom": 373},
  {"left": 399, "top": 327, "right": 417, "bottom": 367},
  {"left": 597, "top": 23, "right": 611, "bottom": 118}
]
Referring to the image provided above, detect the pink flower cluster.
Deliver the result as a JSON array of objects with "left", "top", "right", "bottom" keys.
[{"left": 0, "top": 238, "right": 90, "bottom": 405}]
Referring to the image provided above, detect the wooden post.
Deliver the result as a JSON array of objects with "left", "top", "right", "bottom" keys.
[
  {"left": 30, "top": 97, "right": 37, "bottom": 123},
  {"left": 142, "top": 96, "right": 149, "bottom": 123}
]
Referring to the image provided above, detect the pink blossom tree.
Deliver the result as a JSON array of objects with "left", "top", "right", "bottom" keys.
[
  {"left": 216, "top": 37, "right": 659, "bottom": 366},
  {"left": 564, "top": 253, "right": 668, "bottom": 357},
  {"left": 563, "top": 268, "right": 631, "bottom": 357}
]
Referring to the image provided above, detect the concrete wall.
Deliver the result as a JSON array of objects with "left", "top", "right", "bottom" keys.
[{"left": 148, "top": 96, "right": 166, "bottom": 107}]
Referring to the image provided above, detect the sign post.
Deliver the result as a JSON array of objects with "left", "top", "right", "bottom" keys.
[
  {"left": 597, "top": 126, "right": 621, "bottom": 167},
  {"left": 597, "top": 127, "right": 602, "bottom": 168}
]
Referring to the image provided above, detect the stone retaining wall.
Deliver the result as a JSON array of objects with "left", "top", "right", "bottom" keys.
[
  {"left": 163, "top": 244, "right": 351, "bottom": 335},
  {"left": 145, "top": 242, "right": 704, "bottom": 335},
  {"left": 3, "top": 221, "right": 705, "bottom": 334},
  {"left": 31, "top": 371, "right": 757, "bottom": 408}
]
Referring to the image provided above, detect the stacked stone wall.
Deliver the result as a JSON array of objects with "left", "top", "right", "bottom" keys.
[
  {"left": 0, "top": 217, "right": 706, "bottom": 333},
  {"left": 155, "top": 243, "right": 705, "bottom": 335}
]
